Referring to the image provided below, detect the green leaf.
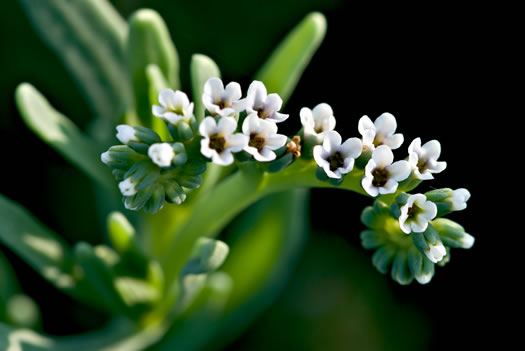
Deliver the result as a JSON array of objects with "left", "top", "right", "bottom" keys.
[
  {"left": 190, "top": 54, "right": 221, "bottom": 123},
  {"left": 181, "top": 238, "right": 229, "bottom": 275},
  {"left": 0, "top": 195, "right": 78, "bottom": 297},
  {"left": 18, "top": 0, "right": 131, "bottom": 137},
  {"left": 73, "top": 242, "right": 127, "bottom": 314},
  {"left": 15, "top": 83, "right": 114, "bottom": 189},
  {"left": 255, "top": 12, "right": 327, "bottom": 103},
  {"left": 0, "top": 251, "right": 20, "bottom": 319},
  {"left": 127, "top": 9, "right": 180, "bottom": 126},
  {"left": 107, "top": 211, "right": 136, "bottom": 254},
  {"left": 146, "top": 64, "right": 171, "bottom": 140}
]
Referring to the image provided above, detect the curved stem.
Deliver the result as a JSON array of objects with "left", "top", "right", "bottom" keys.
[{"left": 161, "top": 159, "right": 369, "bottom": 287}]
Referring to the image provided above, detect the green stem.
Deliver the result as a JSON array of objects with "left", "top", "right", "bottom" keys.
[{"left": 161, "top": 159, "right": 368, "bottom": 287}]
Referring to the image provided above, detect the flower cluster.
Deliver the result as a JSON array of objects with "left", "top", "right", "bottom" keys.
[{"left": 101, "top": 77, "right": 474, "bottom": 284}]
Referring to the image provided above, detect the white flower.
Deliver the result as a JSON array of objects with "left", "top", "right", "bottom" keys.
[
  {"left": 446, "top": 188, "right": 471, "bottom": 211},
  {"left": 408, "top": 138, "right": 447, "bottom": 180},
  {"left": 148, "top": 143, "right": 175, "bottom": 168},
  {"left": 200, "top": 116, "right": 249, "bottom": 166},
  {"left": 116, "top": 125, "right": 138, "bottom": 145},
  {"left": 300, "top": 103, "right": 336, "bottom": 143},
  {"left": 244, "top": 81, "right": 288, "bottom": 123},
  {"left": 358, "top": 113, "right": 404, "bottom": 151},
  {"left": 119, "top": 177, "right": 137, "bottom": 196},
  {"left": 202, "top": 77, "right": 245, "bottom": 117},
  {"left": 361, "top": 145, "right": 411, "bottom": 197},
  {"left": 426, "top": 242, "right": 447, "bottom": 263},
  {"left": 242, "top": 113, "right": 287, "bottom": 162},
  {"left": 399, "top": 194, "right": 438, "bottom": 234},
  {"left": 152, "top": 88, "right": 194, "bottom": 124},
  {"left": 313, "top": 131, "right": 362, "bottom": 179}
]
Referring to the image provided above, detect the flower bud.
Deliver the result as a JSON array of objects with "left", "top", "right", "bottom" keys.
[{"left": 431, "top": 218, "right": 474, "bottom": 249}]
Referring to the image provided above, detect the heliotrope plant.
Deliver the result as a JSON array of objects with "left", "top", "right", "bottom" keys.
[{"left": 0, "top": 0, "right": 473, "bottom": 350}]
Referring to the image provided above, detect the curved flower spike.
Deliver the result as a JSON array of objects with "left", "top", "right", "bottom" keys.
[
  {"left": 244, "top": 81, "right": 288, "bottom": 123},
  {"left": 358, "top": 113, "right": 404, "bottom": 151},
  {"left": 362, "top": 145, "right": 411, "bottom": 196},
  {"left": 408, "top": 138, "right": 447, "bottom": 180},
  {"left": 300, "top": 103, "right": 336, "bottom": 143},
  {"left": 399, "top": 194, "right": 437, "bottom": 234},
  {"left": 313, "top": 131, "right": 362, "bottom": 179},
  {"left": 242, "top": 113, "right": 287, "bottom": 162},
  {"left": 200, "top": 116, "right": 249, "bottom": 166},
  {"left": 202, "top": 77, "right": 245, "bottom": 117},
  {"left": 152, "top": 88, "right": 194, "bottom": 124}
]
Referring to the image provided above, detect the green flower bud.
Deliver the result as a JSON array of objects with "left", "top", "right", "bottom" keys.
[{"left": 431, "top": 218, "right": 474, "bottom": 249}]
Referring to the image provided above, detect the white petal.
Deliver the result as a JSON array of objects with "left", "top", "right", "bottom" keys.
[
  {"left": 264, "top": 94, "right": 283, "bottom": 114},
  {"left": 399, "top": 206, "right": 411, "bottom": 234},
  {"left": 242, "top": 113, "right": 261, "bottom": 135},
  {"left": 327, "top": 115, "right": 336, "bottom": 132},
  {"left": 213, "top": 150, "right": 234, "bottom": 166},
  {"left": 152, "top": 105, "right": 166, "bottom": 118},
  {"left": 364, "top": 159, "right": 377, "bottom": 177},
  {"left": 265, "top": 134, "right": 287, "bottom": 149},
  {"left": 323, "top": 131, "right": 342, "bottom": 154},
  {"left": 163, "top": 112, "right": 184, "bottom": 124},
  {"left": 116, "top": 125, "right": 137, "bottom": 144},
  {"left": 254, "top": 147, "right": 276, "bottom": 162},
  {"left": 259, "top": 117, "right": 279, "bottom": 135},
  {"left": 216, "top": 107, "right": 236, "bottom": 117},
  {"left": 379, "top": 179, "right": 398, "bottom": 194},
  {"left": 421, "top": 201, "right": 438, "bottom": 220},
  {"left": 119, "top": 177, "right": 137, "bottom": 196},
  {"left": 159, "top": 89, "right": 177, "bottom": 108},
  {"left": 101, "top": 151, "right": 112, "bottom": 164},
  {"left": 415, "top": 169, "right": 434, "bottom": 180},
  {"left": 313, "top": 145, "right": 329, "bottom": 169},
  {"left": 200, "top": 138, "right": 216, "bottom": 159},
  {"left": 267, "top": 112, "right": 289, "bottom": 123},
  {"left": 372, "top": 145, "right": 393, "bottom": 168},
  {"left": 387, "top": 160, "right": 411, "bottom": 181},
  {"left": 408, "top": 137, "right": 422, "bottom": 155},
  {"left": 247, "top": 80, "right": 267, "bottom": 110},
  {"left": 300, "top": 107, "right": 315, "bottom": 129},
  {"left": 173, "top": 90, "right": 190, "bottom": 109},
  {"left": 460, "top": 233, "right": 475, "bottom": 249},
  {"left": 361, "top": 129, "right": 376, "bottom": 149},
  {"left": 385, "top": 133, "right": 404, "bottom": 149},
  {"left": 411, "top": 218, "right": 428, "bottom": 233},
  {"left": 341, "top": 138, "right": 363, "bottom": 159},
  {"left": 223, "top": 81, "right": 242, "bottom": 105},
  {"left": 361, "top": 176, "right": 379, "bottom": 197},
  {"left": 218, "top": 116, "right": 238, "bottom": 136},
  {"left": 199, "top": 117, "right": 218, "bottom": 137},
  {"left": 422, "top": 139, "right": 441, "bottom": 160},
  {"left": 148, "top": 143, "right": 174, "bottom": 168},
  {"left": 430, "top": 161, "right": 447, "bottom": 174},
  {"left": 374, "top": 113, "right": 397, "bottom": 136},
  {"left": 358, "top": 115, "right": 375, "bottom": 135},
  {"left": 340, "top": 158, "right": 355, "bottom": 174},
  {"left": 203, "top": 77, "right": 224, "bottom": 103},
  {"left": 184, "top": 102, "right": 194, "bottom": 117},
  {"left": 324, "top": 164, "right": 341, "bottom": 179},
  {"left": 226, "top": 133, "right": 249, "bottom": 152},
  {"left": 312, "top": 103, "right": 333, "bottom": 120}
]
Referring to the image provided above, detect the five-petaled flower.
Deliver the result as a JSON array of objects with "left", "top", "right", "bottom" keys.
[
  {"left": 148, "top": 143, "right": 175, "bottom": 168},
  {"left": 399, "top": 194, "right": 438, "bottom": 234},
  {"left": 361, "top": 145, "right": 411, "bottom": 196},
  {"left": 358, "top": 113, "right": 404, "bottom": 151},
  {"left": 242, "top": 113, "right": 288, "bottom": 162},
  {"left": 200, "top": 116, "right": 248, "bottom": 166},
  {"left": 244, "top": 81, "right": 288, "bottom": 123},
  {"left": 313, "top": 131, "right": 362, "bottom": 179},
  {"left": 152, "top": 88, "right": 194, "bottom": 124},
  {"left": 300, "top": 103, "right": 336, "bottom": 143},
  {"left": 408, "top": 138, "right": 447, "bottom": 180},
  {"left": 202, "top": 77, "right": 245, "bottom": 117}
]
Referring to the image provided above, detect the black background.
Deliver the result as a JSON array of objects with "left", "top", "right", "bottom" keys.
[{"left": 0, "top": 1, "right": 506, "bottom": 350}]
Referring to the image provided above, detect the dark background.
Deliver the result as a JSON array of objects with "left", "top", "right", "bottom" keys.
[{"left": 0, "top": 1, "right": 504, "bottom": 350}]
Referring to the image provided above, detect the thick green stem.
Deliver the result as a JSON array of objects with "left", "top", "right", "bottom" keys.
[{"left": 161, "top": 159, "right": 368, "bottom": 287}]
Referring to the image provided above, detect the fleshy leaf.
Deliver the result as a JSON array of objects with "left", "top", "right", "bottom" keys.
[
  {"left": 0, "top": 195, "right": 79, "bottom": 296},
  {"left": 127, "top": 9, "right": 180, "bottom": 126},
  {"left": 18, "top": 0, "right": 131, "bottom": 138},
  {"left": 190, "top": 54, "right": 221, "bottom": 123},
  {"left": 255, "top": 12, "right": 327, "bottom": 103},
  {"left": 15, "top": 83, "right": 114, "bottom": 189}
]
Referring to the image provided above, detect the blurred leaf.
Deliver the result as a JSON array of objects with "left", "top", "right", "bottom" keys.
[
  {"left": 0, "top": 251, "right": 20, "bottom": 319},
  {"left": 15, "top": 83, "right": 114, "bottom": 189},
  {"left": 0, "top": 194, "right": 80, "bottom": 298},
  {"left": 181, "top": 238, "right": 229, "bottom": 276},
  {"left": 5, "top": 294, "right": 40, "bottom": 329},
  {"left": 190, "top": 54, "right": 220, "bottom": 123},
  {"left": 107, "top": 211, "right": 136, "bottom": 254},
  {"left": 127, "top": 9, "right": 180, "bottom": 126},
  {"left": 17, "top": 0, "right": 131, "bottom": 139},
  {"left": 255, "top": 12, "right": 327, "bottom": 103},
  {"left": 146, "top": 64, "right": 171, "bottom": 140}
]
